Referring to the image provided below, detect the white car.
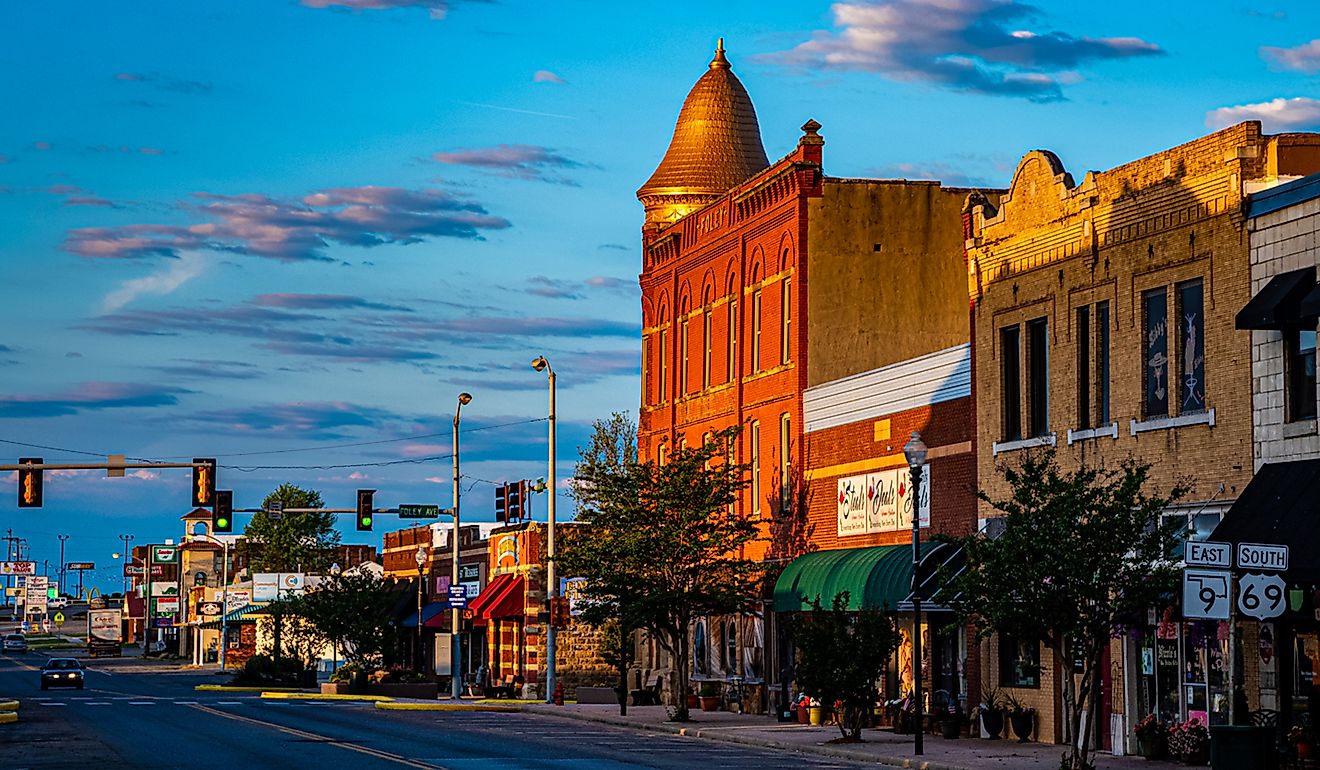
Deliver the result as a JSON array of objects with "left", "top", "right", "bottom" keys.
[{"left": 48, "top": 597, "right": 70, "bottom": 609}]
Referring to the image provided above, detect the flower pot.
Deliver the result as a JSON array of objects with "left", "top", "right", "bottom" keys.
[
  {"left": 808, "top": 705, "right": 825, "bottom": 726},
  {"left": 1137, "top": 734, "right": 1166, "bottom": 759},
  {"left": 1299, "top": 742, "right": 1313, "bottom": 759},
  {"left": 940, "top": 718, "right": 961, "bottom": 739},
  {"left": 686, "top": 693, "right": 699, "bottom": 709},
  {"left": 980, "top": 708, "right": 1003, "bottom": 739},
  {"left": 1179, "top": 745, "right": 1208, "bottom": 766},
  {"left": 699, "top": 696, "right": 720, "bottom": 712},
  {"left": 1009, "top": 711, "right": 1034, "bottom": 742},
  {"left": 796, "top": 705, "right": 809, "bottom": 724}
]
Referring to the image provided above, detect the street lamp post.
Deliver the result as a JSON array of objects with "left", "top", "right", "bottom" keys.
[
  {"left": 904, "top": 431, "right": 928, "bottom": 757},
  {"left": 531, "top": 355, "right": 557, "bottom": 704},
  {"left": 415, "top": 545, "right": 427, "bottom": 672},
  {"left": 329, "top": 563, "right": 342, "bottom": 673},
  {"left": 118, "top": 535, "right": 134, "bottom": 597},
  {"left": 451, "top": 392, "right": 472, "bottom": 700}
]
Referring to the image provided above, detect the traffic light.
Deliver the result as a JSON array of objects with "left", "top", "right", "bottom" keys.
[
  {"left": 17, "top": 457, "right": 42, "bottom": 508},
  {"left": 507, "top": 481, "right": 523, "bottom": 522},
  {"left": 495, "top": 484, "right": 507, "bottom": 523},
  {"left": 192, "top": 458, "right": 216, "bottom": 507},
  {"left": 212, "top": 490, "right": 233, "bottom": 533},
  {"left": 356, "top": 489, "right": 375, "bottom": 531}
]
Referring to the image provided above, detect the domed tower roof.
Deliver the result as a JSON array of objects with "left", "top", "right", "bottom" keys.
[{"left": 637, "top": 39, "right": 769, "bottom": 225}]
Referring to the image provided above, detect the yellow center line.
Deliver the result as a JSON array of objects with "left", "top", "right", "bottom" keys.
[{"left": 189, "top": 703, "right": 448, "bottom": 769}]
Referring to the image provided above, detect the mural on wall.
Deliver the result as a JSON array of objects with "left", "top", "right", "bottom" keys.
[
  {"left": 1145, "top": 290, "right": 1169, "bottom": 417},
  {"left": 1180, "top": 281, "right": 1206, "bottom": 411},
  {"left": 836, "top": 465, "right": 930, "bottom": 537}
]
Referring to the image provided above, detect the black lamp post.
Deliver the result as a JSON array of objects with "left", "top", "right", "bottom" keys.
[{"left": 904, "top": 430, "right": 928, "bottom": 756}]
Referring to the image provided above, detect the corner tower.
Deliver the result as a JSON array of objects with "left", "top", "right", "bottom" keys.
[{"left": 636, "top": 39, "right": 769, "bottom": 234}]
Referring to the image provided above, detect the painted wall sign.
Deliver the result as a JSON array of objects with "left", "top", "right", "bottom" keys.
[{"left": 836, "top": 464, "right": 930, "bottom": 537}]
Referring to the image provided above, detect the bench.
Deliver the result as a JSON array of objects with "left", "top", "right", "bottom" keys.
[
  {"left": 629, "top": 673, "right": 662, "bottom": 706},
  {"left": 487, "top": 673, "right": 522, "bottom": 699}
]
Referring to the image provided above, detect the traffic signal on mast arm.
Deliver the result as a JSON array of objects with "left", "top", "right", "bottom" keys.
[
  {"left": 192, "top": 458, "right": 216, "bottom": 507},
  {"left": 356, "top": 489, "right": 375, "bottom": 531},
  {"left": 17, "top": 457, "right": 42, "bottom": 508},
  {"left": 212, "top": 490, "right": 233, "bottom": 534}
]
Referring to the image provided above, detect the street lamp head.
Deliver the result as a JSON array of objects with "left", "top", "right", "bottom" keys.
[
  {"left": 414, "top": 546, "right": 427, "bottom": 566},
  {"left": 531, "top": 355, "right": 549, "bottom": 372},
  {"left": 903, "top": 431, "right": 928, "bottom": 467},
  {"left": 330, "top": 562, "right": 342, "bottom": 576},
  {"left": 457, "top": 392, "right": 473, "bottom": 406}
]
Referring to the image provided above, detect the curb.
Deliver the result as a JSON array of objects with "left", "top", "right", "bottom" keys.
[
  {"left": 261, "top": 692, "right": 393, "bottom": 702},
  {"left": 195, "top": 685, "right": 304, "bottom": 693},
  {"left": 0, "top": 700, "right": 18, "bottom": 711},
  {"left": 521, "top": 708, "right": 975, "bottom": 770},
  {"left": 0, "top": 711, "right": 16, "bottom": 725},
  {"left": 375, "top": 702, "right": 522, "bottom": 713}
]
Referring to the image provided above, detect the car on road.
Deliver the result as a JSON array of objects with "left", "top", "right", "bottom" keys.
[
  {"left": 40, "top": 658, "right": 84, "bottom": 690},
  {"left": 3, "top": 633, "right": 27, "bottom": 653},
  {"left": 48, "top": 597, "right": 70, "bottom": 609}
]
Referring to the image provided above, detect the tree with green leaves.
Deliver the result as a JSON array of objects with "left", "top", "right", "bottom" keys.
[
  {"left": 937, "top": 450, "right": 1185, "bottom": 770},
  {"left": 560, "top": 414, "right": 764, "bottom": 722},
  {"left": 792, "top": 592, "right": 899, "bottom": 741},
  {"left": 241, "top": 483, "right": 340, "bottom": 574},
  {"left": 285, "top": 571, "right": 403, "bottom": 667}
]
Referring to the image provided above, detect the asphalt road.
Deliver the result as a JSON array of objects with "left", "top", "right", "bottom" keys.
[{"left": 0, "top": 651, "right": 872, "bottom": 770}]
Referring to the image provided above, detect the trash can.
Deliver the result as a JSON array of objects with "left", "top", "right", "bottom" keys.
[{"left": 1210, "top": 725, "right": 1277, "bottom": 770}]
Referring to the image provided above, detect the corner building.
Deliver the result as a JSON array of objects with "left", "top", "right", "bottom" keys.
[
  {"left": 637, "top": 41, "right": 984, "bottom": 715},
  {"left": 965, "top": 122, "right": 1320, "bottom": 751}
]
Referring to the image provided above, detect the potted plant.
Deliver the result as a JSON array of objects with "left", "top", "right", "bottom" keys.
[
  {"left": 978, "top": 685, "right": 1005, "bottom": 739},
  {"left": 698, "top": 681, "right": 721, "bottom": 712},
  {"left": 939, "top": 701, "right": 963, "bottom": 739},
  {"left": 1003, "top": 692, "right": 1034, "bottom": 743},
  {"left": 1290, "top": 725, "right": 1314, "bottom": 759},
  {"left": 686, "top": 686, "right": 700, "bottom": 710},
  {"left": 1133, "top": 713, "right": 1166, "bottom": 759},
  {"left": 1167, "top": 717, "right": 1209, "bottom": 765}
]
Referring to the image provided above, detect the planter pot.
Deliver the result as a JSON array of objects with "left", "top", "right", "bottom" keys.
[
  {"left": 698, "top": 696, "right": 720, "bottom": 712},
  {"left": 350, "top": 670, "right": 368, "bottom": 695},
  {"left": 1137, "top": 734, "right": 1166, "bottom": 759},
  {"left": 1009, "top": 711, "right": 1034, "bottom": 743},
  {"left": 686, "top": 693, "right": 699, "bottom": 709},
  {"left": 940, "top": 719, "right": 962, "bottom": 739},
  {"left": 808, "top": 706, "right": 825, "bottom": 726},
  {"left": 796, "top": 706, "right": 809, "bottom": 724},
  {"left": 1179, "top": 745, "right": 1208, "bottom": 766},
  {"left": 1299, "top": 742, "right": 1314, "bottom": 759},
  {"left": 366, "top": 682, "right": 439, "bottom": 700},
  {"left": 320, "top": 683, "right": 350, "bottom": 695},
  {"left": 980, "top": 709, "right": 1004, "bottom": 739}
]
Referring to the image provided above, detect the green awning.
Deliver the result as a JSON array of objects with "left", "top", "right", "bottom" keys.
[
  {"left": 773, "top": 543, "right": 940, "bottom": 612},
  {"left": 198, "top": 603, "right": 271, "bottom": 627}
]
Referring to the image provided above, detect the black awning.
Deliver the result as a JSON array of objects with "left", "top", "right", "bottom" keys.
[
  {"left": 1301, "top": 283, "right": 1320, "bottom": 321},
  {"left": 897, "top": 540, "right": 966, "bottom": 613},
  {"left": 1209, "top": 459, "right": 1320, "bottom": 582},
  {"left": 1235, "top": 267, "right": 1316, "bottom": 330}
]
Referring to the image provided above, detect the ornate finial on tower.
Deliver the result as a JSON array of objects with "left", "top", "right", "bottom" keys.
[
  {"left": 710, "top": 37, "right": 729, "bottom": 69},
  {"left": 799, "top": 118, "right": 824, "bottom": 147}
]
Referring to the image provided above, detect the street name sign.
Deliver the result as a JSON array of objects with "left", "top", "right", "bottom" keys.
[
  {"left": 1185, "top": 541, "right": 1231, "bottom": 568},
  {"left": 1238, "top": 543, "right": 1288, "bottom": 571},
  {"left": 1182, "top": 569, "right": 1231, "bottom": 620},
  {"left": 1238, "top": 573, "right": 1288, "bottom": 620},
  {"left": 400, "top": 504, "right": 441, "bottom": 519}
]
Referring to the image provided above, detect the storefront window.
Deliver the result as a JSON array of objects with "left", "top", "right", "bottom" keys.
[
  {"left": 1295, "top": 632, "right": 1319, "bottom": 709},
  {"left": 1138, "top": 612, "right": 1230, "bottom": 726},
  {"left": 999, "top": 634, "right": 1040, "bottom": 688}
]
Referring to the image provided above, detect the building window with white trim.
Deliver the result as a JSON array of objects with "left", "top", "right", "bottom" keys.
[
  {"left": 779, "top": 413, "right": 791, "bottom": 511},
  {"left": 1287, "top": 325, "right": 1318, "bottom": 422},
  {"left": 781, "top": 277, "right": 791, "bottom": 365},
  {"left": 749, "top": 419, "right": 761, "bottom": 518},
  {"left": 752, "top": 288, "right": 762, "bottom": 372},
  {"left": 702, "top": 308, "right": 712, "bottom": 390}
]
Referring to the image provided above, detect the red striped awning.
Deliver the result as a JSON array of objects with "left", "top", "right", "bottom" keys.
[{"left": 468, "top": 573, "right": 524, "bottom": 620}]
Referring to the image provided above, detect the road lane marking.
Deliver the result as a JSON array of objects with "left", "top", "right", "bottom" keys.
[
  {"left": 189, "top": 704, "right": 450, "bottom": 769},
  {"left": 86, "top": 702, "right": 111, "bottom": 706},
  {"left": 38, "top": 702, "right": 66, "bottom": 707},
  {"left": 128, "top": 701, "right": 154, "bottom": 705}
]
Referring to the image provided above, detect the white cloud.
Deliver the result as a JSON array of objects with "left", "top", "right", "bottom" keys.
[
  {"left": 100, "top": 251, "right": 206, "bottom": 313},
  {"left": 1206, "top": 97, "right": 1320, "bottom": 132},
  {"left": 1261, "top": 39, "right": 1320, "bottom": 73},
  {"left": 533, "top": 70, "right": 566, "bottom": 84}
]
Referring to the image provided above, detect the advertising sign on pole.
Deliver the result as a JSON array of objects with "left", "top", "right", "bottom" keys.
[
  {"left": 0, "top": 561, "right": 36, "bottom": 576},
  {"left": 150, "top": 546, "right": 178, "bottom": 564},
  {"left": 447, "top": 585, "right": 468, "bottom": 609}
]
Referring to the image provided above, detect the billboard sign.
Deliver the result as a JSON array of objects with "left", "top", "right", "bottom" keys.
[
  {"left": 0, "top": 561, "right": 36, "bottom": 576},
  {"left": 836, "top": 464, "right": 931, "bottom": 538}
]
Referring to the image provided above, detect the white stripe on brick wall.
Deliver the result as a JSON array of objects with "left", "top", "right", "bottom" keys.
[{"left": 804, "top": 344, "right": 971, "bottom": 434}]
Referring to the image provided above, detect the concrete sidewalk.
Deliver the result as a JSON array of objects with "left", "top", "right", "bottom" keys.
[{"left": 514, "top": 703, "right": 1181, "bottom": 770}]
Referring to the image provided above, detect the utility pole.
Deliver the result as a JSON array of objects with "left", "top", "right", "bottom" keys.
[
  {"left": 2, "top": 529, "right": 18, "bottom": 613},
  {"left": 57, "top": 534, "right": 69, "bottom": 597}
]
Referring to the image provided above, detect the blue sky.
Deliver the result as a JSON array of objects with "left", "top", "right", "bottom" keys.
[{"left": 1, "top": 0, "right": 1316, "bottom": 591}]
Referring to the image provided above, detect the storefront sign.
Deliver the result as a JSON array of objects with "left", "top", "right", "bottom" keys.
[
  {"left": 835, "top": 464, "right": 930, "bottom": 537},
  {"left": 154, "top": 597, "right": 180, "bottom": 615},
  {"left": 1238, "top": 543, "right": 1288, "bottom": 571},
  {"left": 0, "top": 561, "right": 36, "bottom": 575},
  {"left": 224, "top": 589, "right": 250, "bottom": 609},
  {"left": 1182, "top": 569, "right": 1231, "bottom": 620},
  {"left": 151, "top": 545, "right": 178, "bottom": 564},
  {"left": 1238, "top": 573, "right": 1287, "bottom": 620}
]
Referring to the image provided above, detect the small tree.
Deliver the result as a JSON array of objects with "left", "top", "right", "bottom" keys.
[
  {"left": 939, "top": 450, "right": 1184, "bottom": 770},
  {"left": 242, "top": 484, "right": 340, "bottom": 574},
  {"left": 288, "top": 571, "right": 403, "bottom": 667},
  {"left": 560, "top": 415, "right": 764, "bottom": 721},
  {"left": 792, "top": 592, "right": 898, "bottom": 741}
]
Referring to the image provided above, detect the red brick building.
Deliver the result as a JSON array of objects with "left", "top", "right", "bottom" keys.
[{"left": 636, "top": 40, "right": 987, "bottom": 714}]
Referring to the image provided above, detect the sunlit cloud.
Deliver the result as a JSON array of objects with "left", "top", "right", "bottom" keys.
[
  {"left": 1261, "top": 39, "right": 1320, "bottom": 73},
  {"left": 0, "top": 382, "right": 192, "bottom": 418},
  {"left": 431, "top": 144, "right": 593, "bottom": 185},
  {"left": 1207, "top": 97, "right": 1320, "bottom": 132},
  {"left": 100, "top": 251, "right": 207, "bottom": 313},
  {"left": 533, "top": 70, "right": 566, "bottom": 84}
]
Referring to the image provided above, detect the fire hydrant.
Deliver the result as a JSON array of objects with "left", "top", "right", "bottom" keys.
[{"left": 553, "top": 681, "right": 564, "bottom": 706}]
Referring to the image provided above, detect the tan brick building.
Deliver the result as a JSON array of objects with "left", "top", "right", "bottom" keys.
[{"left": 965, "top": 122, "right": 1320, "bottom": 750}]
